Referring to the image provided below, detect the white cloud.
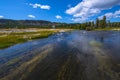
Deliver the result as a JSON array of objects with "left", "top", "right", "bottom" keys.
[
  {"left": 0, "top": 15, "right": 4, "bottom": 19},
  {"left": 56, "top": 15, "right": 62, "bottom": 19},
  {"left": 71, "top": 17, "right": 87, "bottom": 23},
  {"left": 28, "top": 15, "right": 35, "bottom": 18},
  {"left": 66, "top": 0, "right": 120, "bottom": 22},
  {"left": 115, "top": 10, "right": 120, "bottom": 16},
  {"left": 99, "top": 9, "right": 120, "bottom": 20},
  {"left": 29, "top": 3, "right": 50, "bottom": 10},
  {"left": 99, "top": 13, "right": 113, "bottom": 20}
]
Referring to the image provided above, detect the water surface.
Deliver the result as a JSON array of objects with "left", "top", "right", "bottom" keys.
[{"left": 0, "top": 30, "right": 120, "bottom": 80}]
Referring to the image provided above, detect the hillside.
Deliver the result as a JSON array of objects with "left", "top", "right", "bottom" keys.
[{"left": 0, "top": 19, "right": 54, "bottom": 28}]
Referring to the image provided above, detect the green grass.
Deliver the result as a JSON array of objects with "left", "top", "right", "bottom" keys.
[
  {"left": 0, "top": 31, "right": 56, "bottom": 49},
  {"left": 93, "top": 27, "right": 120, "bottom": 31}
]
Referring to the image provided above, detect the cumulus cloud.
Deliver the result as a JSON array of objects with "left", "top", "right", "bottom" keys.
[
  {"left": 0, "top": 15, "right": 4, "bottom": 19},
  {"left": 66, "top": 0, "right": 120, "bottom": 22},
  {"left": 56, "top": 15, "right": 62, "bottom": 19},
  {"left": 99, "top": 9, "right": 120, "bottom": 19},
  {"left": 71, "top": 18, "right": 87, "bottom": 23},
  {"left": 29, "top": 3, "right": 50, "bottom": 10},
  {"left": 28, "top": 15, "right": 35, "bottom": 18}
]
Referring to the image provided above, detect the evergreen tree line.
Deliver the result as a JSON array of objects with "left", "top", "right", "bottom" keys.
[
  {"left": 75, "top": 16, "right": 120, "bottom": 30},
  {"left": 0, "top": 17, "right": 120, "bottom": 29}
]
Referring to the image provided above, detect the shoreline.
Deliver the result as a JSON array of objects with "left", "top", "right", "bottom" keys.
[
  {"left": 93, "top": 28, "right": 120, "bottom": 31},
  {"left": 0, "top": 28, "right": 119, "bottom": 49},
  {"left": 0, "top": 29, "right": 73, "bottom": 49}
]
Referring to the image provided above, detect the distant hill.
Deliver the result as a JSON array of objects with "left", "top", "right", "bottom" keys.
[
  {"left": 1, "top": 19, "right": 119, "bottom": 29},
  {"left": 0, "top": 19, "right": 75, "bottom": 29},
  {"left": 0, "top": 19, "right": 54, "bottom": 28}
]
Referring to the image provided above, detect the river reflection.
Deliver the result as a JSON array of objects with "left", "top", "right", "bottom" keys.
[{"left": 0, "top": 30, "right": 120, "bottom": 80}]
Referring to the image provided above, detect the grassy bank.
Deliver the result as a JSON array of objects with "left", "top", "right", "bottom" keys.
[
  {"left": 0, "top": 29, "right": 73, "bottom": 49},
  {"left": 93, "top": 27, "right": 120, "bottom": 31}
]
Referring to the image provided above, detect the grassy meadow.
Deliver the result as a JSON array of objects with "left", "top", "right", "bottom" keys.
[
  {"left": 0, "top": 29, "right": 72, "bottom": 49},
  {"left": 93, "top": 27, "right": 120, "bottom": 31}
]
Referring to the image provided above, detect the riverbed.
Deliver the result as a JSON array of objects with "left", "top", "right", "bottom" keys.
[{"left": 0, "top": 30, "right": 120, "bottom": 80}]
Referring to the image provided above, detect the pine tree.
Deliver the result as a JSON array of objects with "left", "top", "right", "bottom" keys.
[
  {"left": 107, "top": 20, "right": 111, "bottom": 28},
  {"left": 103, "top": 16, "right": 106, "bottom": 28},
  {"left": 92, "top": 21, "right": 94, "bottom": 27},
  {"left": 96, "top": 18, "right": 99, "bottom": 28}
]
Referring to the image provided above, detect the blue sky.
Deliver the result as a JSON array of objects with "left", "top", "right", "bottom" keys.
[{"left": 0, "top": 0, "right": 120, "bottom": 23}]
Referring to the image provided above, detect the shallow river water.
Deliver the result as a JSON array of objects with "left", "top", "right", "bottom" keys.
[{"left": 0, "top": 30, "right": 120, "bottom": 80}]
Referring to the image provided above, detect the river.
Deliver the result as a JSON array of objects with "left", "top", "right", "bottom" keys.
[{"left": 0, "top": 30, "right": 120, "bottom": 80}]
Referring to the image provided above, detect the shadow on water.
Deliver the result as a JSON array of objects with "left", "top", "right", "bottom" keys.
[{"left": 0, "top": 30, "right": 120, "bottom": 80}]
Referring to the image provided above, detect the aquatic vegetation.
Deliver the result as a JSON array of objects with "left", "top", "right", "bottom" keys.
[
  {"left": 90, "top": 40, "right": 103, "bottom": 47},
  {"left": 0, "top": 31, "right": 120, "bottom": 80}
]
